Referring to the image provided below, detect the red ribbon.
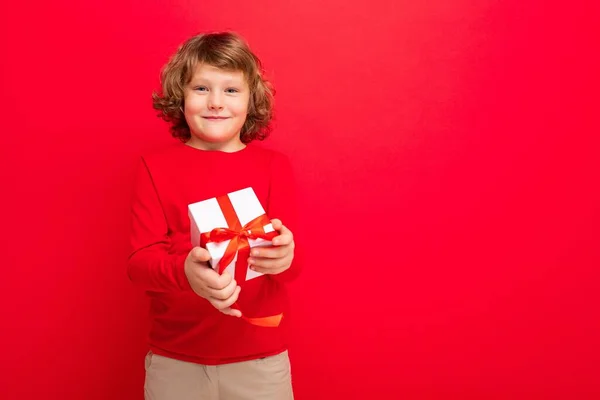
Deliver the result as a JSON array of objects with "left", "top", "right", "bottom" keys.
[{"left": 200, "top": 194, "right": 282, "bottom": 328}]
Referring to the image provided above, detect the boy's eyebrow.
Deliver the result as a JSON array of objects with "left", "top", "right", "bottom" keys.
[{"left": 190, "top": 77, "right": 245, "bottom": 85}]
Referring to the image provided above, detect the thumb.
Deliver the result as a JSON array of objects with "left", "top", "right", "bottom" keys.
[{"left": 190, "top": 246, "right": 211, "bottom": 263}]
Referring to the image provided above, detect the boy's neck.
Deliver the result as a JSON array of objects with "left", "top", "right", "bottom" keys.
[{"left": 185, "top": 138, "right": 246, "bottom": 153}]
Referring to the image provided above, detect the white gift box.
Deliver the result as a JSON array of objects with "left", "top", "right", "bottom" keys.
[{"left": 188, "top": 187, "right": 275, "bottom": 282}]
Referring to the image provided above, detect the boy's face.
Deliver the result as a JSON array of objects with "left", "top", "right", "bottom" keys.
[{"left": 183, "top": 64, "right": 250, "bottom": 152}]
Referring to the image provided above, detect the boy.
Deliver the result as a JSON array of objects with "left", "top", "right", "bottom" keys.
[{"left": 127, "top": 31, "right": 299, "bottom": 400}]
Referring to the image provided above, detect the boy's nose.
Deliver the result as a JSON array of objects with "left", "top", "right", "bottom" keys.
[{"left": 208, "top": 93, "right": 224, "bottom": 110}]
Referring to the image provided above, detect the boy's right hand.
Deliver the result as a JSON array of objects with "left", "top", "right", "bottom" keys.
[{"left": 184, "top": 247, "right": 242, "bottom": 318}]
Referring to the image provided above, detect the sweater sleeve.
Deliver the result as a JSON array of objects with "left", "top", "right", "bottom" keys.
[
  {"left": 126, "top": 157, "right": 193, "bottom": 292},
  {"left": 266, "top": 152, "right": 303, "bottom": 283}
]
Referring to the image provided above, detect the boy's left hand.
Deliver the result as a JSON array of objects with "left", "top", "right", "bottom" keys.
[{"left": 248, "top": 219, "right": 295, "bottom": 275}]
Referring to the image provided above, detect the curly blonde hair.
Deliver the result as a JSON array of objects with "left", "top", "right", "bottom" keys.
[{"left": 152, "top": 32, "right": 274, "bottom": 143}]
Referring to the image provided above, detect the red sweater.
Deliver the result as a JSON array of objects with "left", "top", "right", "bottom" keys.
[{"left": 127, "top": 142, "right": 300, "bottom": 365}]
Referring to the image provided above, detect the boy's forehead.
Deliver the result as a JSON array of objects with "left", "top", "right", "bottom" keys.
[{"left": 190, "top": 63, "right": 246, "bottom": 82}]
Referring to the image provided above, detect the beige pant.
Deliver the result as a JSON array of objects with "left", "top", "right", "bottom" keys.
[{"left": 144, "top": 350, "right": 294, "bottom": 400}]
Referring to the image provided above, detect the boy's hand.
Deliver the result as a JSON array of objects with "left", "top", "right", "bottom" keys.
[
  {"left": 248, "top": 219, "right": 295, "bottom": 275},
  {"left": 184, "top": 247, "right": 242, "bottom": 317}
]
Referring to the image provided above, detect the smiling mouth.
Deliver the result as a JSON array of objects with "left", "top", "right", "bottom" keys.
[{"left": 203, "top": 116, "right": 230, "bottom": 120}]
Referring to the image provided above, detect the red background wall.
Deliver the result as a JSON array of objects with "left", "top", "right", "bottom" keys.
[{"left": 1, "top": 1, "right": 599, "bottom": 399}]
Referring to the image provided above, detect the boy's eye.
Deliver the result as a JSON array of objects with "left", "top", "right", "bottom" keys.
[
  {"left": 194, "top": 86, "right": 208, "bottom": 92},
  {"left": 226, "top": 88, "right": 239, "bottom": 93}
]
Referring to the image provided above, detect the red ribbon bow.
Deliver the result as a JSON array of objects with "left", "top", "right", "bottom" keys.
[{"left": 200, "top": 193, "right": 282, "bottom": 328}]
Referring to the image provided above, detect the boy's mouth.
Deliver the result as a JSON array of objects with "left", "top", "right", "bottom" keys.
[{"left": 203, "top": 116, "right": 229, "bottom": 120}]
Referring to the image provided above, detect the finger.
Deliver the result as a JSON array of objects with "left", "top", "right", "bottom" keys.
[
  {"left": 270, "top": 218, "right": 282, "bottom": 231},
  {"left": 220, "top": 307, "right": 242, "bottom": 318},
  {"left": 251, "top": 264, "right": 289, "bottom": 275},
  {"left": 196, "top": 267, "right": 232, "bottom": 290},
  {"left": 206, "top": 275, "right": 238, "bottom": 301},
  {"left": 249, "top": 244, "right": 289, "bottom": 260},
  {"left": 272, "top": 226, "right": 293, "bottom": 246},
  {"left": 215, "top": 270, "right": 235, "bottom": 288},
  {"left": 190, "top": 246, "right": 211, "bottom": 263},
  {"left": 210, "top": 286, "right": 241, "bottom": 311},
  {"left": 250, "top": 255, "right": 292, "bottom": 272}
]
